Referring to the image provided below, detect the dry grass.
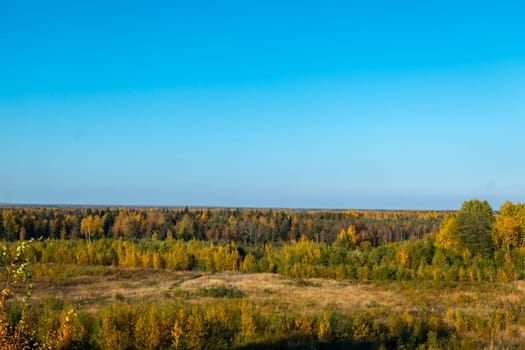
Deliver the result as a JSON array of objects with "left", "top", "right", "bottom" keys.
[
  {"left": 177, "top": 272, "right": 405, "bottom": 313},
  {"left": 26, "top": 265, "right": 525, "bottom": 322},
  {"left": 29, "top": 267, "right": 405, "bottom": 314},
  {"left": 30, "top": 267, "right": 196, "bottom": 312}
]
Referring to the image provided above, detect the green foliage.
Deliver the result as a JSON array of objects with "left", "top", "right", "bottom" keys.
[
  {"left": 0, "top": 240, "right": 40, "bottom": 349},
  {"left": 196, "top": 285, "right": 244, "bottom": 299},
  {"left": 97, "top": 302, "right": 135, "bottom": 350},
  {"left": 455, "top": 199, "right": 495, "bottom": 258},
  {"left": 0, "top": 287, "right": 522, "bottom": 349},
  {"left": 7, "top": 219, "right": 525, "bottom": 285}
]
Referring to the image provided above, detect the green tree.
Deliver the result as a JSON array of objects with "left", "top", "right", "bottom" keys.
[
  {"left": 454, "top": 200, "right": 495, "bottom": 258},
  {"left": 176, "top": 214, "right": 195, "bottom": 240}
]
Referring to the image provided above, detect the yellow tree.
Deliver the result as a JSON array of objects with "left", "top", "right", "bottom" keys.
[
  {"left": 434, "top": 214, "right": 461, "bottom": 253},
  {"left": 80, "top": 215, "right": 103, "bottom": 242},
  {"left": 172, "top": 309, "right": 186, "bottom": 349},
  {"left": 239, "top": 301, "right": 257, "bottom": 341},
  {"left": 135, "top": 305, "right": 161, "bottom": 350},
  {"left": 494, "top": 215, "right": 520, "bottom": 251},
  {"left": 241, "top": 253, "right": 256, "bottom": 273},
  {"left": 334, "top": 225, "right": 358, "bottom": 250},
  {"left": 495, "top": 201, "right": 525, "bottom": 250}
]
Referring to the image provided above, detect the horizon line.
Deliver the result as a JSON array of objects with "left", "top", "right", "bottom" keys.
[{"left": 0, "top": 202, "right": 455, "bottom": 212}]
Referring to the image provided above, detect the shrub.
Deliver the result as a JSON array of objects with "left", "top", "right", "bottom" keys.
[{"left": 196, "top": 285, "right": 244, "bottom": 299}]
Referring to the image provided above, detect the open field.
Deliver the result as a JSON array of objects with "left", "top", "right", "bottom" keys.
[
  {"left": 30, "top": 265, "right": 525, "bottom": 308},
  {"left": 1, "top": 250, "right": 525, "bottom": 349},
  {"left": 30, "top": 267, "right": 407, "bottom": 314},
  {"left": 27, "top": 265, "right": 525, "bottom": 343}
]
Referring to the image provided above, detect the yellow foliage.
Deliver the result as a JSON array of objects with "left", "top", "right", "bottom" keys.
[
  {"left": 55, "top": 308, "right": 77, "bottom": 350},
  {"left": 494, "top": 215, "right": 521, "bottom": 250},
  {"left": 434, "top": 214, "right": 460, "bottom": 253},
  {"left": 80, "top": 215, "right": 103, "bottom": 241},
  {"left": 152, "top": 252, "right": 164, "bottom": 269},
  {"left": 397, "top": 247, "right": 410, "bottom": 268},
  {"left": 240, "top": 301, "right": 257, "bottom": 340},
  {"left": 186, "top": 306, "right": 206, "bottom": 349},
  {"left": 334, "top": 225, "right": 358, "bottom": 249},
  {"left": 0, "top": 312, "right": 22, "bottom": 350},
  {"left": 318, "top": 311, "right": 332, "bottom": 340},
  {"left": 241, "top": 253, "right": 256, "bottom": 273},
  {"left": 171, "top": 309, "right": 186, "bottom": 349},
  {"left": 213, "top": 242, "right": 240, "bottom": 271},
  {"left": 140, "top": 253, "right": 152, "bottom": 268},
  {"left": 295, "top": 316, "right": 313, "bottom": 337},
  {"left": 135, "top": 305, "right": 161, "bottom": 350}
]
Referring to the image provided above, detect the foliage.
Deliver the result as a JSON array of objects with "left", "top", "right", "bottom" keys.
[
  {"left": 2, "top": 200, "right": 525, "bottom": 348},
  {"left": 196, "top": 285, "right": 244, "bottom": 299},
  {"left": 0, "top": 206, "right": 446, "bottom": 245},
  {"left": 0, "top": 240, "right": 39, "bottom": 349},
  {"left": 454, "top": 200, "right": 495, "bottom": 258}
]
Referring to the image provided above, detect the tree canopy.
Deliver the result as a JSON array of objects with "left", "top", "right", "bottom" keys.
[{"left": 436, "top": 199, "right": 494, "bottom": 258}]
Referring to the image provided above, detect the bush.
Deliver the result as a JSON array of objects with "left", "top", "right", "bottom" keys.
[{"left": 196, "top": 285, "right": 244, "bottom": 299}]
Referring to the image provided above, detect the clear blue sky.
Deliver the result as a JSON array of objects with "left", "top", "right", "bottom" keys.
[{"left": 1, "top": 1, "right": 524, "bottom": 209}]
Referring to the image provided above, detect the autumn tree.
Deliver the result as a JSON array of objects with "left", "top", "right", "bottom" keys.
[
  {"left": 493, "top": 201, "right": 525, "bottom": 250},
  {"left": 112, "top": 211, "right": 142, "bottom": 238},
  {"left": 334, "top": 225, "right": 358, "bottom": 250},
  {"left": 176, "top": 214, "right": 196, "bottom": 240},
  {"left": 435, "top": 214, "right": 460, "bottom": 253},
  {"left": 80, "top": 215, "right": 103, "bottom": 242}
]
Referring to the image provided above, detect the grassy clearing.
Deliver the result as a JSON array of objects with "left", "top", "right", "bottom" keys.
[
  {"left": 5, "top": 264, "right": 525, "bottom": 348},
  {"left": 28, "top": 263, "right": 525, "bottom": 321},
  {"left": 29, "top": 265, "right": 405, "bottom": 314}
]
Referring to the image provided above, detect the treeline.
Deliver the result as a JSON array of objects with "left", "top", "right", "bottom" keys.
[
  {"left": 15, "top": 234, "right": 523, "bottom": 283},
  {"left": 0, "top": 207, "right": 445, "bottom": 245},
  {"left": 1, "top": 200, "right": 524, "bottom": 283},
  {"left": 0, "top": 200, "right": 517, "bottom": 283}
]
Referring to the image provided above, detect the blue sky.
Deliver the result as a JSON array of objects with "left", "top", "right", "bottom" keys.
[{"left": 1, "top": 1, "right": 524, "bottom": 209}]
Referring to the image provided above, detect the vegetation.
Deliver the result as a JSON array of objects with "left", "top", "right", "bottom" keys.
[
  {"left": 0, "top": 206, "right": 446, "bottom": 244},
  {"left": 1, "top": 199, "right": 525, "bottom": 348}
]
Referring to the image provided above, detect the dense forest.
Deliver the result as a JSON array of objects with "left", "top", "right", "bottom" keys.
[
  {"left": 0, "top": 200, "right": 521, "bottom": 282},
  {"left": 2, "top": 199, "right": 525, "bottom": 349},
  {"left": 0, "top": 206, "right": 445, "bottom": 245}
]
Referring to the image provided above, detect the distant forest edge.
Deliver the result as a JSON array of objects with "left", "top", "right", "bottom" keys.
[{"left": 0, "top": 205, "right": 447, "bottom": 244}]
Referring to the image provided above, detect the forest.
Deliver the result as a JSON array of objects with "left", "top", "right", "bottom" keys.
[
  {"left": 0, "top": 206, "right": 446, "bottom": 244},
  {"left": 1, "top": 199, "right": 525, "bottom": 349}
]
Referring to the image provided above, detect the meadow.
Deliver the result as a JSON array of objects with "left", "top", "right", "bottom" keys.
[{"left": 5, "top": 262, "right": 525, "bottom": 349}]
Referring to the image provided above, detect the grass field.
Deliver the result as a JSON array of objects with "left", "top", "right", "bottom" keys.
[
  {"left": 28, "top": 265, "right": 525, "bottom": 335},
  {"left": 31, "top": 267, "right": 406, "bottom": 314},
  {"left": 0, "top": 263, "right": 521, "bottom": 348}
]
